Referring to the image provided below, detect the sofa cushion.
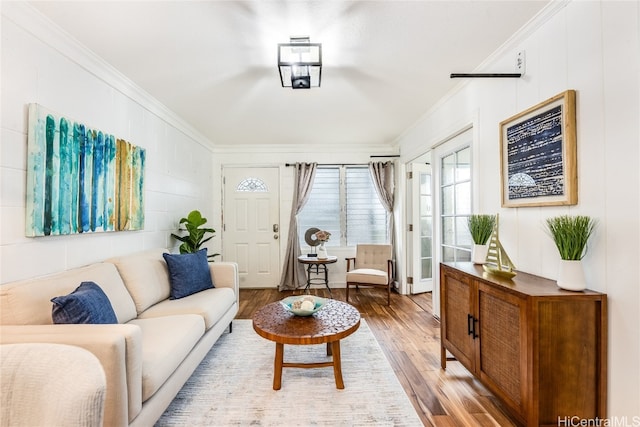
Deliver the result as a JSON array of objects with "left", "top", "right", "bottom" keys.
[
  {"left": 0, "top": 263, "right": 137, "bottom": 325},
  {"left": 51, "top": 282, "right": 118, "bottom": 324},
  {"left": 163, "top": 250, "right": 214, "bottom": 299},
  {"left": 127, "top": 315, "right": 205, "bottom": 402},
  {"left": 107, "top": 249, "right": 172, "bottom": 315},
  {"left": 138, "top": 287, "right": 236, "bottom": 330}
]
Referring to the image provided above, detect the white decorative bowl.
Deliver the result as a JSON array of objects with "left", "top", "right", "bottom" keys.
[{"left": 280, "top": 295, "right": 328, "bottom": 316}]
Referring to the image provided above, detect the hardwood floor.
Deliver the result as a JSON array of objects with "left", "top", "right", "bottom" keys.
[{"left": 236, "top": 288, "right": 518, "bottom": 427}]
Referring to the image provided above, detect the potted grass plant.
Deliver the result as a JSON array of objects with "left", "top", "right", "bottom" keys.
[
  {"left": 467, "top": 214, "right": 496, "bottom": 264},
  {"left": 171, "top": 210, "right": 219, "bottom": 261},
  {"left": 545, "top": 215, "right": 597, "bottom": 291}
]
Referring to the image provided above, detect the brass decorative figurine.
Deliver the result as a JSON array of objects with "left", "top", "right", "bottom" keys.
[{"left": 482, "top": 214, "right": 517, "bottom": 279}]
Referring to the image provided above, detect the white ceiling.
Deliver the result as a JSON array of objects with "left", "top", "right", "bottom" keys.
[{"left": 29, "top": 1, "right": 549, "bottom": 147}]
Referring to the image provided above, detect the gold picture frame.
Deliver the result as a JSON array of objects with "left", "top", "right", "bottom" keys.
[{"left": 500, "top": 90, "right": 577, "bottom": 207}]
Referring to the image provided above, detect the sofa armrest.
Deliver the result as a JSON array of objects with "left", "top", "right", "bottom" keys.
[
  {"left": 0, "top": 324, "right": 142, "bottom": 427},
  {"left": 210, "top": 262, "right": 239, "bottom": 304},
  {"left": 1, "top": 343, "right": 106, "bottom": 427}
]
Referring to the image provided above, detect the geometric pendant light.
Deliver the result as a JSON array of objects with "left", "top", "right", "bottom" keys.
[{"left": 278, "top": 36, "right": 322, "bottom": 89}]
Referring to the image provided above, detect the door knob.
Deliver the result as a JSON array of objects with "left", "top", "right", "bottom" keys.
[{"left": 274, "top": 234, "right": 279, "bottom": 240}]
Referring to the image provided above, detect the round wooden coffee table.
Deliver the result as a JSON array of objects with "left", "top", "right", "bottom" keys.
[{"left": 252, "top": 299, "right": 360, "bottom": 390}]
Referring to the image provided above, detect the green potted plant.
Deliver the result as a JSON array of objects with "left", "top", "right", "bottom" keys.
[
  {"left": 545, "top": 215, "right": 597, "bottom": 291},
  {"left": 171, "top": 210, "right": 219, "bottom": 261},
  {"left": 467, "top": 214, "right": 496, "bottom": 264}
]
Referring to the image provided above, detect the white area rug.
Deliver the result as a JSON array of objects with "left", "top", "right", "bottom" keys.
[{"left": 155, "top": 319, "right": 423, "bottom": 426}]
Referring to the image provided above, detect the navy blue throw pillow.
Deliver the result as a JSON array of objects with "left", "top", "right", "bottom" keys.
[
  {"left": 163, "top": 249, "right": 214, "bottom": 299},
  {"left": 51, "top": 281, "right": 118, "bottom": 324}
]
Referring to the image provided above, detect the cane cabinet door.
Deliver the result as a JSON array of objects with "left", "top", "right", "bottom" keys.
[
  {"left": 476, "top": 282, "right": 528, "bottom": 418},
  {"left": 440, "top": 266, "right": 475, "bottom": 371}
]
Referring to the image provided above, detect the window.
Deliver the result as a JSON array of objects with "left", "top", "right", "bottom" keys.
[
  {"left": 236, "top": 177, "right": 268, "bottom": 192},
  {"left": 298, "top": 166, "right": 388, "bottom": 247},
  {"left": 440, "top": 146, "right": 472, "bottom": 262},
  {"left": 419, "top": 171, "right": 433, "bottom": 280}
]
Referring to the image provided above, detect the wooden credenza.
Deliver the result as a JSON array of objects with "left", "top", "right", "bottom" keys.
[{"left": 440, "top": 262, "right": 607, "bottom": 426}]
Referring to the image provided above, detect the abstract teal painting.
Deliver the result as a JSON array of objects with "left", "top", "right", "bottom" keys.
[{"left": 26, "top": 104, "right": 145, "bottom": 236}]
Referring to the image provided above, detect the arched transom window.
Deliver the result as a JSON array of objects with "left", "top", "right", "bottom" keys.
[{"left": 236, "top": 177, "right": 268, "bottom": 192}]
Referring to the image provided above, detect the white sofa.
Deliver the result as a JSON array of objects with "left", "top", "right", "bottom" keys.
[
  {"left": 1, "top": 343, "right": 107, "bottom": 427},
  {"left": 0, "top": 248, "right": 239, "bottom": 427}
]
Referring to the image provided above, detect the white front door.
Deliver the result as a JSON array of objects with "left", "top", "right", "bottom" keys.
[
  {"left": 223, "top": 167, "right": 280, "bottom": 288},
  {"left": 408, "top": 161, "right": 434, "bottom": 294}
]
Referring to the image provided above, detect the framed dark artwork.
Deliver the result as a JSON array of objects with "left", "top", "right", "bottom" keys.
[{"left": 500, "top": 90, "right": 577, "bottom": 207}]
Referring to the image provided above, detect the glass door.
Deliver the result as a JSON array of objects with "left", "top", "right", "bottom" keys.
[
  {"left": 432, "top": 127, "right": 473, "bottom": 317},
  {"left": 440, "top": 146, "right": 472, "bottom": 263},
  {"left": 410, "top": 162, "right": 433, "bottom": 293}
]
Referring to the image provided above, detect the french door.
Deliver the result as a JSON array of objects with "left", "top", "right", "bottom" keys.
[
  {"left": 408, "top": 162, "right": 434, "bottom": 294},
  {"left": 432, "top": 128, "right": 473, "bottom": 317}
]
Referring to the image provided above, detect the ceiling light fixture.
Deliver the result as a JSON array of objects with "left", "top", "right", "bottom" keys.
[{"left": 278, "top": 37, "right": 322, "bottom": 89}]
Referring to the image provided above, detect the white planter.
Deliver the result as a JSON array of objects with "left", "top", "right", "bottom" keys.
[
  {"left": 557, "top": 260, "right": 587, "bottom": 291},
  {"left": 471, "top": 244, "right": 489, "bottom": 264},
  {"left": 317, "top": 244, "right": 328, "bottom": 259}
]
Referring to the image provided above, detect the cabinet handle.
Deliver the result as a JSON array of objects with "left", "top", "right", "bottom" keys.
[{"left": 467, "top": 314, "right": 479, "bottom": 339}]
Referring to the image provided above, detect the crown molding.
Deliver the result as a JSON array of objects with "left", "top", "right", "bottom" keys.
[
  {"left": 211, "top": 143, "right": 398, "bottom": 155},
  {"left": 475, "top": 0, "right": 571, "bottom": 71},
  {"left": 1, "top": 1, "right": 215, "bottom": 150},
  {"left": 394, "top": 0, "right": 571, "bottom": 147}
]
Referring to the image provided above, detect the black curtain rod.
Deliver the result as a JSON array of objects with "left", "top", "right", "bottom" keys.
[
  {"left": 284, "top": 162, "right": 344, "bottom": 167},
  {"left": 450, "top": 73, "right": 522, "bottom": 78},
  {"left": 285, "top": 159, "right": 398, "bottom": 167}
]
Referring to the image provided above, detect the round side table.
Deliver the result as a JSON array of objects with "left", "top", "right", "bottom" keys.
[{"left": 297, "top": 255, "right": 337, "bottom": 296}]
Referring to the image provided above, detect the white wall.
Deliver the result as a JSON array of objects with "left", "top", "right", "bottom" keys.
[
  {"left": 0, "top": 3, "right": 217, "bottom": 283},
  {"left": 397, "top": 0, "right": 640, "bottom": 418}
]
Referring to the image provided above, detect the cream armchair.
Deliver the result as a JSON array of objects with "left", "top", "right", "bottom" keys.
[{"left": 345, "top": 244, "right": 393, "bottom": 305}]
